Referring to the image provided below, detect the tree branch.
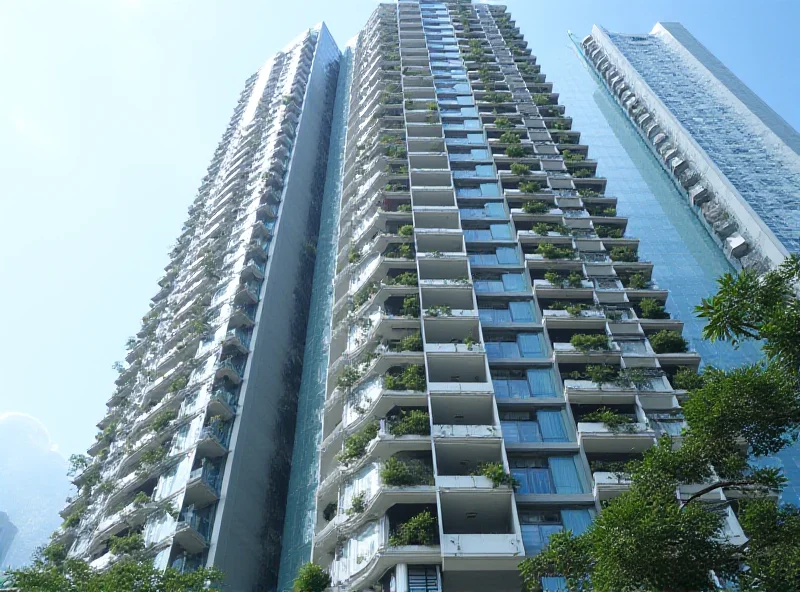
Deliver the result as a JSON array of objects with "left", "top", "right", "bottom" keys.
[{"left": 680, "top": 480, "right": 761, "bottom": 509}]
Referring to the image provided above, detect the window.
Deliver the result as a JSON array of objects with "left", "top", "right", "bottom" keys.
[
  {"left": 510, "top": 456, "right": 585, "bottom": 495},
  {"left": 408, "top": 565, "right": 439, "bottom": 592},
  {"left": 526, "top": 368, "right": 558, "bottom": 397}
]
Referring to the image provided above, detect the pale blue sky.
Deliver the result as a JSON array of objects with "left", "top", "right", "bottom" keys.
[{"left": 0, "top": 0, "right": 797, "bottom": 464}]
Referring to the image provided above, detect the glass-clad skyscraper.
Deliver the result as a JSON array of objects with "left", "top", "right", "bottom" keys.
[
  {"left": 56, "top": 24, "right": 340, "bottom": 592},
  {"left": 582, "top": 23, "right": 800, "bottom": 273}
]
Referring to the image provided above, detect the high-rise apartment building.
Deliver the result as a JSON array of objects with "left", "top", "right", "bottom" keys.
[
  {"left": 0, "top": 513, "right": 17, "bottom": 567},
  {"left": 55, "top": 3, "right": 796, "bottom": 592},
  {"left": 56, "top": 24, "right": 340, "bottom": 592},
  {"left": 284, "top": 2, "right": 749, "bottom": 591},
  {"left": 582, "top": 23, "right": 800, "bottom": 273}
]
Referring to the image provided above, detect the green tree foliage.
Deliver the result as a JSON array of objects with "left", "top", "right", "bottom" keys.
[
  {"left": 8, "top": 553, "right": 222, "bottom": 592},
  {"left": 293, "top": 562, "right": 331, "bottom": 592}
]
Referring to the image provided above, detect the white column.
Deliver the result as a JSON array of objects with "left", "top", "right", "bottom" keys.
[{"left": 395, "top": 563, "right": 409, "bottom": 592}]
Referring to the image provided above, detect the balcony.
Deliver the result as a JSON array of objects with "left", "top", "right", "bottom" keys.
[
  {"left": 577, "top": 421, "right": 656, "bottom": 454},
  {"left": 208, "top": 389, "right": 238, "bottom": 420},
  {"left": 215, "top": 357, "right": 245, "bottom": 384},
  {"left": 221, "top": 328, "right": 251, "bottom": 354},
  {"left": 174, "top": 508, "right": 213, "bottom": 554},
  {"left": 593, "top": 471, "right": 631, "bottom": 502},
  {"left": 184, "top": 465, "right": 221, "bottom": 506},
  {"left": 196, "top": 422, "right": 230, "bottom": 458}
]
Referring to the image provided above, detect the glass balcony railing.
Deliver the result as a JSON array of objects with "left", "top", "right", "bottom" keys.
[
  {"left": 176, "top": 507, "right": 213, "bottom": 542},
  {"left": 189, "top": 465, "right": 221, "bottom": 494}
]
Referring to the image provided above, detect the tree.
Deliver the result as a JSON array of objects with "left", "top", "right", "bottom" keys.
[
  {"left": 8, "top": 555, "right": 222, "bottom": 592},
  {"left": 519, "top": 255, "right": 800, "bottom": 591},
  {"left": 293, "top": 562, "right": 331, "bottom": 592}
]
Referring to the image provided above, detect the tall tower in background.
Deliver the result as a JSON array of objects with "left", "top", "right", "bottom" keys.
[
  {"left": 0, "top": 513, "right": 18, "bottom": 567},
  {"left": 56, "top": 24, "right": 340, "bottom": 592},
  {"left": 582, "top": 23, "right": 800, "bottom": 273},
  {"left": 296, "top": 2, "right": 753, "bottom": 591}
]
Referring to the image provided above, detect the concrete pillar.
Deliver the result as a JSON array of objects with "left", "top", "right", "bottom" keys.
[{"left": 395, "top": 563, "right": 409, "bottom": 592}]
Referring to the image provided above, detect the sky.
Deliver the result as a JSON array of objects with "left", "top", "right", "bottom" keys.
[{"left": 0, "top": 0, "right": 798, "bottom": 564}]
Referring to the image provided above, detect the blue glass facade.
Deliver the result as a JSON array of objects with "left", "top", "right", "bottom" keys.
[
  {"left": 276, "top": 47, "right": 353, "bottom": 592},
  {"left": 535, "top": 35, "right": 800, "bottom": 505}
]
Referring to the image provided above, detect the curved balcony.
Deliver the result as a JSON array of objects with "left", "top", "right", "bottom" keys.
[
  {"left": 215, "top": 357, "right": 245, "bottom": 384},
  {"left": 577, "top": 421, "right": 656, "bottom": 454},
  {"left": 174, "top": 507, "right": 213, "bottom": 554}
]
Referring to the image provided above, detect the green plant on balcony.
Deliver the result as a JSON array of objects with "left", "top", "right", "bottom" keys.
[
  {"left": 348, "top": 248, "right": 361, "bottom": 265},
  {"left": 293, "top": 562, "right": 331, "bottom": 592},
  {"left": 506, "top": 145, "right": 527, "bottom": 158},
  {"left": 494, "top": 116, "right": 511, "bottom": 129},
  {"left": 639, "top": 298, "right": 669, "bottom": 319},
  {"left": 425, "top": 305, "right": 452, "bottom": 317},
  {"left": 109, "top": 533, "right": 145, "bottom": 556},
  {"left": 537, "top": 243, "right": 574, "bottom": 260},
  {"left": 386, "top": 144, "right": 407, "bottom": 158},
  {"left": 167, "top": 375, "right": 188, "bottom": 394},
  {"left": 337, "top": 422, "right": 379, "bottom": 465},
  {"left": 337, "top": 366, "right": 362, "bottom": 390},
  {"left": 400, "top": 295, "right": 420, "bottom": 318},
  {"left": 561, "top": 149, "right": 585, "bottom": 162},
  {"left": 97, "top": 480, "right": 116, "bottom": 496},
  {"left": 567, "top": 272, "right": 584, "bottom": 288},
  {"left": 671, "top": 367, "right": 706, "bottom": 391},
  {"left": 519, "top": 182, "right": 542, "bottom": 195},
  {"left": 595, "top": 225, "right": 623, "bottom": 239},
  {"left": 389, "top": 510, "right": 438, "bottom": 546},
  {"left": 385, "top": 183, "right": 406, "bottom": 193},
  {"left": 398, "top": 224, "right": 414, "bottom": 237},
  {"left": 625, "top": 272, "right": 647, "bottom": 290},
  {"left": 282, "top": 95, "right": 294, "bottom": 106},
  {"left": 151, "top": 409, "right": 177, "bottom": 433},
  {"left": 426, "top": 101, "right": 438, "bottom": 111},
  {"left": 404, "top": 99, "right": 414, "bottom": 110},
  {"left": 464, "top": 335, "right": 476, "bottom": 350},
  {"left": 394, "top": 332, "right": 423, "bottom": 353},
  {"left": 578, "top": 188, "right": 599, "bottom": 197},
  {"left": 62, "top": 501, "right": 88, "bottom": 529},
  {"left": 381, "top": 456, "right": 434, "bottom": 486},
  {"left": 353, "top": 281, "right": 378, "bottom": 309},
  {"left": 615, "top": 368, "right": 653, "bottom": 390},
  {"left": 133, "top": 491, "right": 151, "bottom": 507},
  {"left": 533, "top": 222, "right": 553, "bottom": 235},
  {"left": 582, "top": 407, "right": 636, "bottom": 434},
  {"left": 649, "top": 330, "right": 689, "bottom": 354},
  {"left": 586, "top": 364, "right": 618, "bottom": 386},
  {"left": 499, "top": 131, "right": 521, "bottom": 144},
  {"left": 510, "top": 162, "right": 531, "bottom": 176},
  {"left": 388, "top": 409, "right": 430, "bottom": 436},
  {"left": 137, "top": 446, "right": 168, "bottom": 476},
  {"left": 387, "top": 272, "right": 418, "bottom": 286},
  {"left": 572, "top": 168, "right": 593, "bottom": 178},
  {"left": 384, "top": 365, "right": 426, "bottom": 391},
  {"left": 544, "top": 271, "right": 564, "bottom": 286},
  {"left": 532, "top": 94, "right": 550, "bottom": 106},
  {"left": 565, "top": 303, "right": 587, "bottom": 317},
  {"left": 609, "top": 247, "right": 638, "bottom": 262},
  {"left": 474, "top": 462, "right": 520, "bottom": 489},
  {"left": 570, "top": 333, "right": 610, "bottom": 353},
  {"left": 396, "top": 203, "right": 412, "bottom": 212},
  {"left": 347, "top": 492, "right": 367, "bottom": 515}
]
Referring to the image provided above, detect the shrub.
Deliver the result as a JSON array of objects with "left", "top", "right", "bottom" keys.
[
  {"left": 348, "top": 248, "right": 361, "bottom": 264},
  {"left": 499, "top": 131, "right": 521, "bottom": 145},
  {"left": 353, "top": 281, "right": 378, "bottom": 308},
  {"left": 522, "top": 199, "right": 547, "bottom": 213},
  {"left": 626, "top": 273, "right": 647, "bottom": 289},
  {"left": 388, "top": 272, "right": 418, "bottom": 286},
  {"left": 639, "top": 298, "right": 669, "bottom": 319},
  {"left": 425, "top": 305, "right": 452, "bottom": 317},
  {"left": 595, "top": 225, "right": 623, "bottom": 239},
  {"left": 337, "top": 422, "right": 380, "bottom": 465},
  {"left": 570, "top": 333, "right": 610, "bottom": 352},
  {"left": 586, "top": 364, "right": 618, "bottom": 386},
  {"left": 395, "top": 332, "right": 423, "bottom": 352},
  {"left": 384, "top": 365, "right": 426, "bottom": 391},
  {"left": 671, "top": 367, "right": 706, "bottom": 391},
  {"left": 544, "top": 270, "right": 562, "bottom": 285},
  {"left": 649, "top": 330, "right": 689, "bottom": 354},
  {"left": 537, "top": 243, "right": 574, "bottom": 260},
  {"left": 572, "top": 169, "right": 593, "bottom": 178},
  {"left": 609, "top": 247, "right": 638, "bottom": 262},
  {"left": 401, "top": 295, "right": 420, "bottom": 317},
  {"left": 561, "top": 149, "right": 585, "bottom": 161},
  {"left": 347, "top": 491, "right": 367, "bottom": 515},
  {"left": 337, "top": 366, "right": 362, "bottom": 389},
  {"left": 109, "top": 533, "right": 144, "bottom": 556},
  {"left": 519, "top": 181, "right": 542, "bottom": 194},
  {"left": 494, "top": 116, "right": 511, "bottom": 129},
  {"left": 506, "top": 145, "right": 527, "bottom": 158},
  {"left": 397, "top": 203, "right": 412, "bottom": 212},
  {"left": 151, "top": 409, "right": 177, "bottom": 433},
  {"left": 388, "top": 409, "right": 430, "bottom": 436},
  {"left": 133, "top": 491, "right": 151, "bottom": 507},
  {"left": 389, "top": 510, "right": 438, "bottom": 546},
  {"left": 474, "top": 462, "right": 519, "bottom": 488},
  {"left": 582, "top": 407, "right": 635, "bottom": 434},
  {"left": 398, "top": 224, "right": 414, "bottom": 237},
  {"left": 510, "top": 162, "right": 530, "bottom": 176},
  {"left": 567, "top": 272, "right": 584, "bottom": 288},
  {"left": 381, "top": 456, "right": 434, "bottom": 486},
  {"left": 293, "top": 563, "right": 331, "bottom": 592},
  {"left": 565, "top": 303, "right": 586, "bottom": 317},
  {"left": 532, "top": 93, "right": 550, "bottom": 106}
]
